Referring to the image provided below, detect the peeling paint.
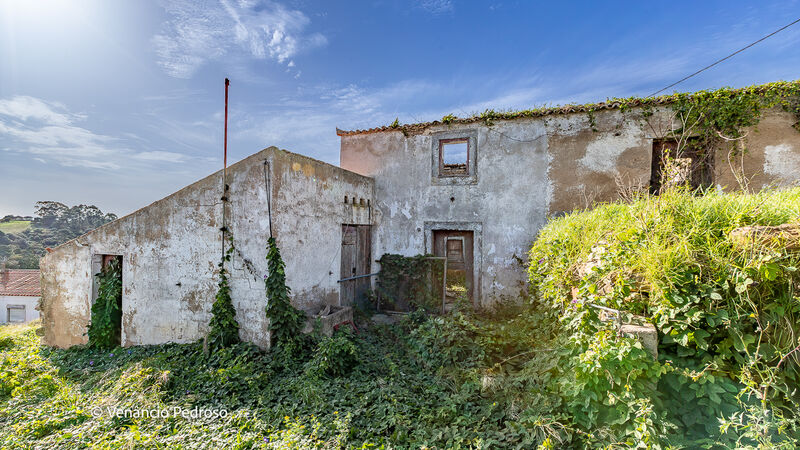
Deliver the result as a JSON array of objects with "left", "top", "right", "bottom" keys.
[{"left": 764, "top": 143, "right": 800, "bottom": 182}]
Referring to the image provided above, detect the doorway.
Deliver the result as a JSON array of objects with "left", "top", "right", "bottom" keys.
[
  {"left": 340, "top": 225, "right": 372, "bottom": 309},
  {"left": 433, "top": 230, "right": 474, "bottom": 311},
  {"left": 650, "top": 138, "right": 713, "bottom": 194},
  {"left": 91, "top": 254, "right": 123, "bottom": 346}
]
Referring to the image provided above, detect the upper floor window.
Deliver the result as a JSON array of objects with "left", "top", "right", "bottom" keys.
[
  {"left": 431, "top": 131, "right": 478, "bottom": 185},
  {"left": 439, "top": 138, "right": 469, "bottom": 177}
]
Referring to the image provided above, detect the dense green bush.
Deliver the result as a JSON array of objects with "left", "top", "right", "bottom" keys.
[
  {"left": 529, "top": 187, "right": 800, "bottom": 447},
  {"left": 304, "top": 328, "right": 359, "bottom": 378}
]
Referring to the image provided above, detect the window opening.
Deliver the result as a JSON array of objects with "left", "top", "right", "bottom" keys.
[{"left": 439, "top": 138, "right": 469, "bottom": 176}]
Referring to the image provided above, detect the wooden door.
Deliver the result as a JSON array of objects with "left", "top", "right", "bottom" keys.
[
  {"left": 340, "top": 225, "right": 372, "bottom": 308},
  {"left": 433, "top": 230, "right": 474, "bottom": 309}
]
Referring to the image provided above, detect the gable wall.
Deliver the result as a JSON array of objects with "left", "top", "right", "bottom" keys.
[{"left": 40, "top": 147, "right": 373, "bottom": 348}]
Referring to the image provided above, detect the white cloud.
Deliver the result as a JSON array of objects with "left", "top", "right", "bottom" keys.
[
  {"left": 0, "top": 96, "right": 82, "bottom": 126},
  {"left": 153, "top": 0, "right": 326, "bottom": 78},
  {"left": 0, "top": 95, "right": 194, "bottom": 170},
  {"left": 132, "top": 151, "right": 188, "bottom": 163}
]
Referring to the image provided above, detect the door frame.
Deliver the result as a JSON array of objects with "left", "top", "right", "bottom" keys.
[{"left": 424, "top": 221, "right": 482, "bottom": 307}]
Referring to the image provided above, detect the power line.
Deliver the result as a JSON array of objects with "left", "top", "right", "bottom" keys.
[{"left": 647, "top": 16, "right": 800, "bottom": 97}]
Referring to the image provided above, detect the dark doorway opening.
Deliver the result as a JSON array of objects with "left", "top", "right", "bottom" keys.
[
  {"left": 433, "top": 230, "right": 474, "bottom": 312},
  {"left": 340, "top": 225, "right": 372, "bottom": 309},
  {"left": 650, "top": 138, "right": 713, "bottom": 194},
  {"left": 91, "top": 254, "right": 123, "bottom": 346}
]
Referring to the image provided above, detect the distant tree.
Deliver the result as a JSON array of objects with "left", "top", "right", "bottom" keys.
[
  {"left": 33, "top": 201, "right": 68, "bottom": 228},
  {"left": 2, "top": 201, "right": 117, "bottom": 269}
]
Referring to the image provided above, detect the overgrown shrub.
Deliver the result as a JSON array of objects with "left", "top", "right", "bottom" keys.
[
  {"left": 529, "top": 187, "right": 800, "bottom": 447},
  {"left": 304, "top": 328, "right": 358, "bottom": 378},
  {"left": 86, "top": 258, "right": 122, "bottom": 349}
]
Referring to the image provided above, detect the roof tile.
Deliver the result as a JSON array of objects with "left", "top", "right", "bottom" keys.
[{"left": 0, "top": 269, "right": 41, "bottom": 297}]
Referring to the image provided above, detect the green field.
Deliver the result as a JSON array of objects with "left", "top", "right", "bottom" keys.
[{"left": 0, "top": 220, "right": 31, "bottom": 234}]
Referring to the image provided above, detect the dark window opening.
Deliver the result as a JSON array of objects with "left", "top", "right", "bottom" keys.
[
  {"left": 650, "top": 138, "right": 713, "bottom": 194},
  {"left": 439, "top": 138, "right": 469, "bottom": 177}
]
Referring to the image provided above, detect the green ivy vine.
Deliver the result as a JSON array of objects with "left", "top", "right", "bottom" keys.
[
  {"left": 429, "top": 80, "right": 800, "bottom": 142},
  {"left": 206, "top": 237, "right": 240, "bottom": 352},
  {"left": 265, "top": 237, "right": 305, "bottom": 352},
  {"left": 640, "top": 81, "right": 800, "bottom": 156},
  {"left": 87, "top": 258, "right": 122, "bottom": 349}
]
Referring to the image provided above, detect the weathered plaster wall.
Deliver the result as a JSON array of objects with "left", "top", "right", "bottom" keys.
[
  {"left": 341, "top": 120, "right": 551, "bottom": 305},
  {"left": 715, "top": 108, "right": 800, "bottom": 190},
  {"left": 40, "top": 147, "right": 373, "bottom": 348},
  {"left": 0, "top": 296, "right": 40, "bottom": 323},
  {"left": 340, "top": 107, "right": 800, "bottom": 305}
]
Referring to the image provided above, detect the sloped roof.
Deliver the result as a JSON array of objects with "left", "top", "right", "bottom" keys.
[
  {"left": 336, "top": 80, "right": 800, "bottom": 136},
  {"left": 0, "top": 269, "right": 41, "bottom": 297}
]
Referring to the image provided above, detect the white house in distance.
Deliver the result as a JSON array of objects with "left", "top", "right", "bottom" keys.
[{"left": 0, "top": 268, "right": 41, "bottom": 324}]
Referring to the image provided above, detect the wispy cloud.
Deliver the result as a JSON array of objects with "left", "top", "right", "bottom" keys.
[
  {"left": 417, "top": 0, "right": 454, "bottom": 14},
  {"left": 0, "top": 96, "right": 198, "bottom": 170},
  {"left": 153, "top": 0, "right": 327, "bottom": 78}
]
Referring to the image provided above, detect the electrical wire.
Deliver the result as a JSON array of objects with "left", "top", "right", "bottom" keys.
[{"left": 647, "top": 16, "right": 800, "bottom": 97}]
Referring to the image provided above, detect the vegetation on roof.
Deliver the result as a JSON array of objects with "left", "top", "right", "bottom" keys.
[{"left": 339, "top": 79, "right": 800, "bottom": 136}]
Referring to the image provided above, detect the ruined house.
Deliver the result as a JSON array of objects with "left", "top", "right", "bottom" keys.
[{"left": 41, "top": 81, "right": 800, "bottom": 348}]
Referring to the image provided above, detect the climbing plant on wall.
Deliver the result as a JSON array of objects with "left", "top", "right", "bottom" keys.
[
  {"left": 206, "top": 237, "right": 240, "bottom": 352},
  {"left": 87, "top": 258, "right": 122, "bottom": 349},
  {"left": 265, "top": 237, "right": 305, "bottom": 353}
]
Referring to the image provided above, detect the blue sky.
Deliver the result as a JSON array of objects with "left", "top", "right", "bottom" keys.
[{"left": 1, "top": 0, "right": 800, "bottom": 217}]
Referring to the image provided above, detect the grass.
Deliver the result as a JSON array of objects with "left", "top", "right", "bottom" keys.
[
  {"left": 528, "top": 187, "right": 800, "bottom": 447},
  {"left": 0, "top": 220, "right": 30, "bottom": 234}
]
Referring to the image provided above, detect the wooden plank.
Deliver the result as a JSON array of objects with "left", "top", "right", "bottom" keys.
[
  {"left": 355, "top": 225, "right": 372, "bottom": 309},
  {"left": 340, "top": 225, "right": 356, "bottom": 306}
]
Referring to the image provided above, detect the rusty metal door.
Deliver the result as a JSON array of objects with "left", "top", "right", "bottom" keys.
[
  {"left": 341, "top": 225, "right": 371, "bottom": 308},
  {"left": 433, "top": 230, "right": 474, "bottom": 309}
]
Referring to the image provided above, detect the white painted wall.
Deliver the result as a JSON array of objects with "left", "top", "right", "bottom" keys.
[{"left": 0, "top": 295, "right": 40, "bottom": 324}]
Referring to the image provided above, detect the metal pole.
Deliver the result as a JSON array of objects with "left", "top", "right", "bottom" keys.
[
  {"left": 441, "top": 257, "right": 447, "bottom": 314},
  {"left": 223, "top": 78, "right": 229, "bottom": 184},
  {"left": 221, "top": 78, "right": 230, "bottom": 260}
]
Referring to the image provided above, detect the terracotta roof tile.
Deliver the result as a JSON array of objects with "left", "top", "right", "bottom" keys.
[{"left": 0, "top": 269, "right": 41, "bottom": 297}]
